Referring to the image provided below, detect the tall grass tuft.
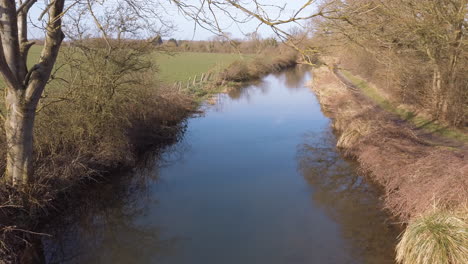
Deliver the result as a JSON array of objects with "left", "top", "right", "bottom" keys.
[{"left": 396, "top": 207, "right": 468, "bottom": 264}]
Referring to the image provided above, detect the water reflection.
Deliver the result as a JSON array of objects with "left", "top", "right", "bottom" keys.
[
  {"left": 274, "top": 64, "right": 311, "bottom": 90},
  {"left": 227, "top": 65, "right": 310, "bottom": 101},
  {"left": 227, "top": 80, "right": 268, "bottom": 101},
  {"left": 44, "top": 160, "right": 180, "bottom": 263},
  {"left": 297, "top": 129, "right": 400, "bottom": 264}
]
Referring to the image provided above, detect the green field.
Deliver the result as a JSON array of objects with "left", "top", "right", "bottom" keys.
[
  {"left": 0, "top": 45, "right": 43, "bottom": 88},
  {"left": 27, "top": 45, "right": 43, "bottom": 67},
  {"left": 1, "top": 46, "right": 244, "bottom": 85},
  {"left": 0, "top": 47, "right": 250, "bottom": 112},
  {"left": 153, "top": 52, "right": 246, "bottom": 83},
  {"left": 0, "top": 47, "right": 248, "bottom": 93}
]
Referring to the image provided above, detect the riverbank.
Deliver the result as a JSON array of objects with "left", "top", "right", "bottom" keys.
[
  {"left": 0, "top": 48, "right": 298, "bottom": 263},
  {"left": 310, "top": 65, "right": 468, "bottom": 263}
]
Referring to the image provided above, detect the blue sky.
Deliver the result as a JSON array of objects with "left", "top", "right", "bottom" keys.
[
  {"left": 28, "top": 0, "right": 318, "bottom": 41},
  {"left": 161, "top": 0, "right": 318, "bottom": 40}
]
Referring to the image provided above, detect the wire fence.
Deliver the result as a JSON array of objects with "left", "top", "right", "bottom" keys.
[{"left": 172, "top": 72, "right": 216, "bottom": 92}]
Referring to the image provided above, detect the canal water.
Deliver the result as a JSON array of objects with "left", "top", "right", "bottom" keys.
[{"left": 44, "top": 66, "right": 399, "bottom": 264}]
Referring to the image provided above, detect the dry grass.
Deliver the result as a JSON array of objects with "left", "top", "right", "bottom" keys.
[
  {"left": 311, "top": 66, "right": 468, "bottom": 219},
  {"left": 396, "top": 207, "right": 468, "bottom": 264},
  {"left": 311, "top": 65, "right": 468, "bottom": 264}
]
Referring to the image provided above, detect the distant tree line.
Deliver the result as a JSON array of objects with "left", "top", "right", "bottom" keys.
[{"left": 149, "top": 34, "right": 279, "bottom": 54}]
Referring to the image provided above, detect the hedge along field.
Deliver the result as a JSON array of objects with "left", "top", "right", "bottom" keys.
[{"left": 153, "top": 52, "right": 249, "bottom": 83}]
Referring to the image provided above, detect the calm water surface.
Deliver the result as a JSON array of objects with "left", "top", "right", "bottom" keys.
[{"left": 44, "top": 66, "right": 399, "bottom": 264}]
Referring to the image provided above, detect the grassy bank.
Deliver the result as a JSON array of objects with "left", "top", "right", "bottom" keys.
[
  {"left": 311, "top": 65, "right": 468, "bottom": 264},
  {"left": 339, "top": 70, "right": 468, "bottom": 143}
]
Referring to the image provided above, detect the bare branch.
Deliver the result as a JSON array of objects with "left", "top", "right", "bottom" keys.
[{"left": 16, "top": 0, "right": 37, "bottom": 14}]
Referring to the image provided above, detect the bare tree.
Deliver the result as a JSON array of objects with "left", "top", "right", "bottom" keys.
[
  {"left": 170, "top": 0, "right": 341, "bottom": 63},
  {"left": 1, "top": 0, "right": 66, "bottom": 186},
  {"left": 0, "top": 0, "right": 168, "bottom": 187}
]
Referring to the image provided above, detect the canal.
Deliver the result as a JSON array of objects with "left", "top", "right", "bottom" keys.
[{"left": 44, "top": 66, "right": 399, "bottom": 264}]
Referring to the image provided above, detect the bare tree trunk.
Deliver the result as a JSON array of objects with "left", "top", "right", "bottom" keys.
[
  {"left": 432, "top": 65, "right": 443, "bottom": 118},
  {"left": 0, "top": 0, "right": 65, "bottom": 186},
  {"left": 4, "top": 90, "right": 35, "bottom": 186}
]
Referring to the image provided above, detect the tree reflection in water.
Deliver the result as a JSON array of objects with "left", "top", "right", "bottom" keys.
[
  {"left": 228, "top": 65, "right": 311, "bottom": 101},
  {"left": 43, "top": 151, "right": 185, "bottom": 264},
  {"left": 297, "top": 128, "right": 401, "bottom": 264},
  {"left": 274, "top": 64, "right": 311, "bottom": 90},
  {"left": 227, "top": 79, "right": 268, "bottom": 101}
]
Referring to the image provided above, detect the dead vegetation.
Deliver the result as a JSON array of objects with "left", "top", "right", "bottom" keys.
[{"left": 311, "top": 66, "right": 468, "bottom": 220}]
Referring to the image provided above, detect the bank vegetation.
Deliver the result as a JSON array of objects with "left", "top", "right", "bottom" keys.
[{"left": 309, "top": 1, "right": 467, "bottom": 263}]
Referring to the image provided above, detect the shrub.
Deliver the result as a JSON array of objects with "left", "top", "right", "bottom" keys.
[
  {"left": 220, "top": 48, "right": 298, "bottom": 83},
  {"left": 220, "top": 60, "right": 252, "bottom": 82},
  {"left": 396, "top": 208, "right": 468, "bottom": 264}
]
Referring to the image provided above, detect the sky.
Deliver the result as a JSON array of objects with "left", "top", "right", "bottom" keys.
[
  {"left": 160, "top": 0, "right": 318, "bottom": 40},
  {"left": 27, "top": 0, "right": 318, "bottom": 41}
]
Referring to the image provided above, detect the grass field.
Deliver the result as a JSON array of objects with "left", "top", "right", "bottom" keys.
[
  {"left": 0, "top": 45, "right": 44, "bottom": 88},
  {"left": 1, "top": 46, "right": 245, "bottom": 85},
  {"left": 153, "top": 52, "right": 248, "bottom": 83},
  {"left": 0, "top": 47, "right": 249, "bottom": 100},
  {"left": 27, "top": 45, "right": 43, "bottom": 67}
]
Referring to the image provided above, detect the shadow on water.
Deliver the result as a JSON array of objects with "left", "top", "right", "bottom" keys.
[
  {"left": 297, "top": 128, "right": 401, "bottom": 264},
  {"left": 275, "top": 64, "right": 312, "bottom": 90},
  {"left": 43, "top": 147, "right": 189, "bottom": 264}
]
